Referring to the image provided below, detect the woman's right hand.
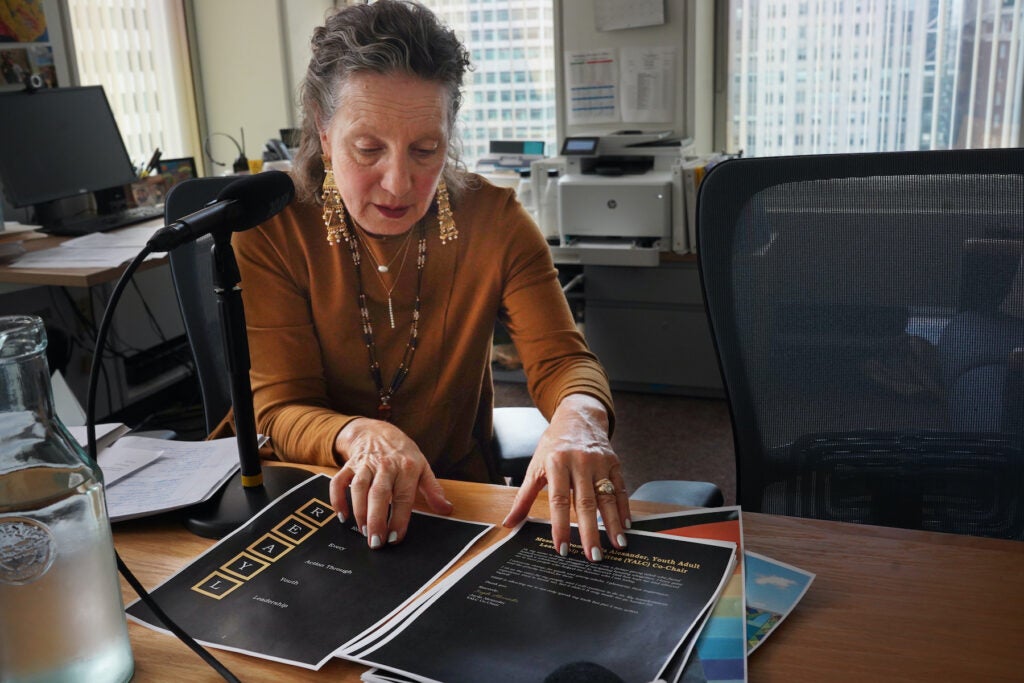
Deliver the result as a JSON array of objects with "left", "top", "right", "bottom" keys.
[{"left": 329, "top": 417, "right": 453, "bottom": 549}]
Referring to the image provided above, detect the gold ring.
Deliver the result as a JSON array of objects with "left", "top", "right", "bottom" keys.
[{"left": 594, "top": 478, "right": 616, "bottom": 496}]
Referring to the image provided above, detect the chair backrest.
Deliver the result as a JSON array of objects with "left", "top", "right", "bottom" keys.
[
  {"left": 165, "top": 176, "right": 238, "bottom": 434},
  {"left": 697, "top": 149, "right": 1024, "bottom": 539}
]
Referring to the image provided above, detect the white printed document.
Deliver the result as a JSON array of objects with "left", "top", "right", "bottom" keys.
[
  {"left": 8, "top": 222, "right": 163, "bottom": 269},
  {"left": 564, "top": 48, "right": 619, "bottom": 124},
  {"left": 103, "top": 436, "right": 240, "bottom": 522},
  {"left": 620, "top": 46, "right": 675, "bottom": 123}
]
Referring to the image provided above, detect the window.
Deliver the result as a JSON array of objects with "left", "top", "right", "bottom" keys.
[
  {"left": 67, "top": 0, "right": 200, "bottom": 169},
  {"left": 725, "top": 0, "right": 1024, "bottom": 157},
  {"left": 422, "top": 1, "right": 557, "bottom": 169}
]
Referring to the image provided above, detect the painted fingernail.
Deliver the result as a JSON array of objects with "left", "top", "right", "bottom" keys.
[
  {"left": 591, "top": 546, "right": 603, "bottom": 562},
  {"left": 336, "top": 512, "right": 346, "bottom": 524},
  {"left": 388, "top": 530, "right": 398, "bottom": 544},
  {"left": 624, "top": 518, "right": 632, "bottom": 529},
  {"left": 361, "top": 525, "right": 367, "bottom": 537},
  {"left": 559, "top": 542, "right": 569, "bottom": 557},
  {"left": 370, "top": 534, "right": 382, "bottom": 549},
  {"left": 617, "top": 533, "right": 628, "bottom": 548}
]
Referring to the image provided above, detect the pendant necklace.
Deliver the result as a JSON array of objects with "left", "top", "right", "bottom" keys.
[
  {"left": 343, "top": 222, "right": 426, "bottom": 422},
  {"left": 358, "top": 228, "right": 415, "bottom": 329},
  {"left": 359, "top": 226, "right": 415, "bottom": 274}
]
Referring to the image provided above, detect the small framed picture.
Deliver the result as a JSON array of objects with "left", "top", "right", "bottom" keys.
[
  {"left": 158, "top": 157, "right": 197, "bottom": 188},
  {"left": 130, "top": 175, "right": 169, "bottom": 207}
]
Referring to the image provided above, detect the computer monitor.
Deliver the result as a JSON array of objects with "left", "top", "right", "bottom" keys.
[{"left": 0, "top": 86, "right": 138, "bottom": 225}]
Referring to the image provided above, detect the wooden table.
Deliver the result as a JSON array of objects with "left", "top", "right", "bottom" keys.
[
  {"left": 113, "top": 471, "right": 1024, "bottom": 682},
  {"left": 0, "top": 226, "right": 167, "bottom": 288}
]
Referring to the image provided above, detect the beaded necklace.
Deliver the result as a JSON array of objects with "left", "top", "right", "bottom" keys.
[{"left": 343, "top": 221, "right": 427, "bottom": 422}]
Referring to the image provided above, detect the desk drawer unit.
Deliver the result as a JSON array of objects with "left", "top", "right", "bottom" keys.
[{"left": 583, "top": 263, "right": 722, "bottom": 395}]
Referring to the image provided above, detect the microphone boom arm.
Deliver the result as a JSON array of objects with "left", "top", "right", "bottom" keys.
[{"left": 211, "top": 230, "right": 263, "bottom": 488}]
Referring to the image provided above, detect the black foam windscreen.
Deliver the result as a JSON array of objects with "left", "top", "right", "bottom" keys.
[
  {"left": 147, "top": 170, "right": 296, "bottom": 252},
  {"left": 215, "top": 170, "right": 295, "bottom": 232}
]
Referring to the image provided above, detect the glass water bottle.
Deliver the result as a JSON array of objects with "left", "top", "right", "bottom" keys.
[{"left": 0, "top": 315, "right": 134, "bottom": 682}]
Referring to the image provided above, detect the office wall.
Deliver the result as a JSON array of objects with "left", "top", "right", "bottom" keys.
[
  {"left": 554, "top": 0, "right": 715, "bottom": 151},
  {"left": 190, "top": 0, "right": 332, "bottom": 172}
]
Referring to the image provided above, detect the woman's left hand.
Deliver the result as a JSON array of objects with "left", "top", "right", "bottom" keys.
[{"left": 502, "top": 394, "right": 630, "bottom": 562}]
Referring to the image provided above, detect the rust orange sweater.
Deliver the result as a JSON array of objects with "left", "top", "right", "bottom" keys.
[{"left": 232, "top": 176, "right": 613, "bottom": 479}]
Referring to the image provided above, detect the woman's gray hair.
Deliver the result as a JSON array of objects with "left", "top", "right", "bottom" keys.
[{"left": 293, "top": 0, "right": 472, "bottom": 203}]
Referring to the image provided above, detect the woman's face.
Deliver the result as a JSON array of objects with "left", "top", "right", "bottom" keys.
[{"left": 319, "top": 71, "right": 449, "bottom": 236}]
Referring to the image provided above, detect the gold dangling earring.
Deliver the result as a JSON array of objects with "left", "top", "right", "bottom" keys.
[
  {"left": 321, "top": 155, "right": 349, "bottom": 246},
  {"left": 436, "top": 178, "right": 457, "bottom": 245}
]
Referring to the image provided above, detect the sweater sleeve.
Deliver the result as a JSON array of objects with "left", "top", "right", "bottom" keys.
[
  {"left": 494, "top": 190, "right": 616, "bottom": 434},
  {"left": 232, "top": 205, "right": 353, "bottom": 467}
]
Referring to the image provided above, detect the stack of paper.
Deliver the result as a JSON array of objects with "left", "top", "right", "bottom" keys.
[
  {"left": 126, "top": 476, "right": 739, "bottom": 681},
  {"left": 125, "top": 476, "right": 814, "bottom": 682},
  {"left": 8, "top": 223, "right": 163, "bottom": 269},
  {"left": 353, "top": 521, "right": 736, "bottom": 683},
  {"left": 97, "top": 435, "right": 240, "bottom": 522},
  {"left": 630, "top": 509, "right": 814, "bottom": 682},
  {"left": 69, "top": 424, "right": 252, "bottom": 522}
]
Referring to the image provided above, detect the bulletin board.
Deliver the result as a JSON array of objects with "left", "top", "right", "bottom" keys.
[{"left": 0, "top": 0, "right": 73, "bottom": 94}]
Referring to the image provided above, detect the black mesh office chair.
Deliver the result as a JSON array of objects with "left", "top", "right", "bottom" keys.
[
  {"left": 695, "top": 149, "right": 1024, "bottom": 540},
  {"left": 165, "top": 176, "right": 237, "bottom": 436},
  {"left": 165, "top": 177, "right": 543, "bottom": 485}
]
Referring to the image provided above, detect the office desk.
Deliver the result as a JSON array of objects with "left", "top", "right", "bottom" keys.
[
  {"left": 0, "top": 228, "right": 167, "bottom": 289},
  {"left": 0, "top": 222, "right": 185, "bottom": 417},
  {"left": 113, "top": 471, "right": 1024, "bottom": 682}
]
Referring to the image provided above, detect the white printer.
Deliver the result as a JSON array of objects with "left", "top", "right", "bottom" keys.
[{"left": 546, "top": 131, "right": 692, "bottom": 267}]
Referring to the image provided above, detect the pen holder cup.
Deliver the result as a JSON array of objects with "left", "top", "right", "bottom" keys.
[{"left": 130, "top": 175, "right": 171, "bottom": 208}]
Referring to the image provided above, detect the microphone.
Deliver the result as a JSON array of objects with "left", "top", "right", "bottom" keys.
[{"left": 147, "top": 170, "right": 294, "bottom": 251}]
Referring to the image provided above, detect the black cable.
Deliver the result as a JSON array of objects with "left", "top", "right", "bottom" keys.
[
  {"left": 65, "top": 284, "right": 155, "bottom": 360},
  {"left": 54, "top": 286, "right": 115, "bottom": 417},
  {"left": 86, "top": 246, "right": 241, "bottom": 682},
  {"left": 91, "top": 285, "right": 150, "bottom": 357},
  {"left": 204, "top": 131, "right": 244, "bottom": 169},
  {"left": 58, "top": 287, "right": 99, "bottom": 340},
  {"left": 58, "top": 287, "right": 136, "bottom": 359},
  {"left": 63, "top": 281, "right": 186, "bottom": 422},
  {"left": 126, "top": 277, "right": 198, "bottom": 377},
  {"left": 133, "top": 400, "right": 205, "bottom": 437},
  {"left": 130, "top": 278, "right": 168, "bottom": 341},
  {"left": 62, "top": 280, "right": 196, "bottom": 431},
  {"left": 115, "top": 554, "right": 241, "bottom": 683},
  {"left": 128, "top": 278, "right": 198, "bottom": 370}
]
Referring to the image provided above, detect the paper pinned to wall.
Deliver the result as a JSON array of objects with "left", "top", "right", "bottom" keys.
[
  {"left": 564, "top": 46, "right": 677, "bottom": 126},
  {"left": 620, "top": 46, "right": 676, "bottom": 123},
  {"left": 594, "top": 0, "right": 666, "bottom": 32},
  {"left": 564, "top": 48, "right": 619, "bottom": 125}
]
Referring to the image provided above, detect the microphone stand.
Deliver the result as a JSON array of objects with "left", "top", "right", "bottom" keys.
[{"left": 184, "top": 229, "right": 311, "bottom": 538}]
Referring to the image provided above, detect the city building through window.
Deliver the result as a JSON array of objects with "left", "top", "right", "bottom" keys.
[
  {"left": 726, "top": 0, "right": 1024, "bottom": 156},
  {"left": 423, "top": 0, "right": 558, "bottom": 168}
]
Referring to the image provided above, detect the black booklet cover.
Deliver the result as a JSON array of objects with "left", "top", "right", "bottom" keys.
[
  {"left": 350, "top": 520, "right": 737, "bottom": 683},
  {"left": 126, "top": 475, "right": 492, "bottom": 669}
]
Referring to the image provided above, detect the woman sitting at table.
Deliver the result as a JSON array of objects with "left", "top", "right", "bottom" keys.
[{"left": 233, "top": 0, "right": 630, "bottom": 562}]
